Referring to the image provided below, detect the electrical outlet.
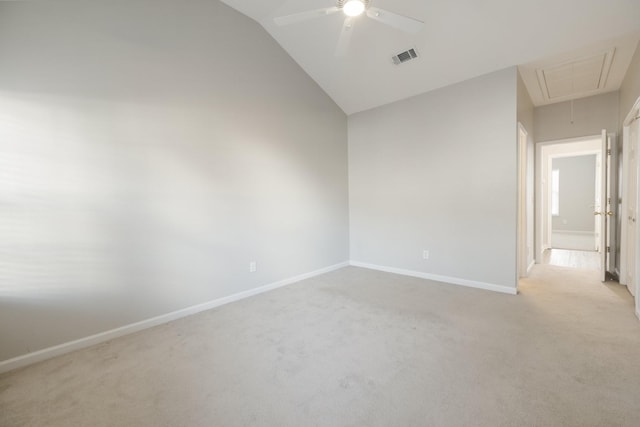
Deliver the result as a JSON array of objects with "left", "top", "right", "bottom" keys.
[
  {"left": 249, "top": 261, "right": 257, "bottom": 273},
  {"left": 422, "top": 250, "right": 429, "bottom": 260}
]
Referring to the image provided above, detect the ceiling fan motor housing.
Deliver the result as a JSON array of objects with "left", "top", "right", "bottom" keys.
[{"left": 337, "top": 0, "right": 371, "bottom": 10}]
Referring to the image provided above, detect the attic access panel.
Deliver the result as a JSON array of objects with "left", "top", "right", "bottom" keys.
[{"left": 536, "top": 49, "right": 615, "bottom": 101}]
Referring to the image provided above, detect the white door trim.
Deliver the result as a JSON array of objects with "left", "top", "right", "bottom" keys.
[
  {"left": 622, "top": 96, "right": 640, "bottom": 319},
  {"left": 535, "top": 135, "right": 602, "bottom": 263},
  {"left": 621, "top": 124, "right": 630, "bottom": 285},
  {"left": 517, "top": 123, "right": 529, "bottom": 279}
]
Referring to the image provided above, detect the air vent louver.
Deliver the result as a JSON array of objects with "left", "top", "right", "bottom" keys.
[{"left": 392, "top": 48, "right": 418, "bottom": 65}]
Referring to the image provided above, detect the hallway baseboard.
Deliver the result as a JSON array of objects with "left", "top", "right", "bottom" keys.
[{"left": 349, "top": 261, "right": 517, "bottom": 295}]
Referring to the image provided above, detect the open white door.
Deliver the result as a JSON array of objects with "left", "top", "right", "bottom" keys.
[
  {"left": 606, "top": 134, "right": 618, "bottom": 276},
  {"left": 597, "top": 130, "right": 609, "bottom": 282},
  {"left": 594, "top": 155, "right": 602, "bottom": 252},
  {"left": 626, "top": 121, "right": 637, "bottom": 297}
]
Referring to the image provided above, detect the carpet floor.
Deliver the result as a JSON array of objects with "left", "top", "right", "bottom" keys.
[{"left": 1, "top": 265, "right": 639, "bottom": 426}]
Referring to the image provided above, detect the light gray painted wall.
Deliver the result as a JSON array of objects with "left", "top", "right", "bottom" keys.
[
  {"left": 534, "top": 92, "right": 619, "bottom": 142},
  {"left": 517, "top": 71, "right": 535, "bottom": 270},
  {"left": 517, "top": 73, "right": 535, "bottom": 135},
  {"left": 349, "top": 67, "right": 518, "bottom": 289},
  {"left": 0, "top": 0, "right": 348, "bottom": 361},
  {"left": 619, "top": 42, "right": 640, "bottom": 125},
  {"left": 551, "top": 155, "right": 597, "bottom": 233}
]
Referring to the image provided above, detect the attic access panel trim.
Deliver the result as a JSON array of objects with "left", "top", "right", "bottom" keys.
[{"left": 535, "top": 48, "right": 616, "bottom": 102}]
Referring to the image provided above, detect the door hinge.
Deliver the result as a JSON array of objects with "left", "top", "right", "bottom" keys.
[
  {"left": 607, "top": 246, "right": 610, "bottom": 253},
  {"left": 607, "top": 149, "right": 611, "bottom": 155}
]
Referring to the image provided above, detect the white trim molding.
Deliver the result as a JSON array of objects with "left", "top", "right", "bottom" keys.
[
  {"left": 623, "top": 96, "right": 640, "bottom": 127},
  {"left": 0, "top": 261, "right": 350, "bottom": 374},
  {"left": 517, "top": 122, "right": 529, "bottom": 280},
  {"left": 527, "top": 260, "right": 536, "bottom": 275},
  {"left": 622, "top": 96, "right": 640, "bottom": 317},
  {"left": 551, "top": 230, "right": 596, "bottom": 235},
  {"left": 535, "top": 135, "right": 602, "bottom": 264},
  {"left": 349, "top": 261, "right": 518, "bottom": 295}
]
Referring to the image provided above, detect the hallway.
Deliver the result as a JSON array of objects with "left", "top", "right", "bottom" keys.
[{"left": 542, "top": 248, "right": 600, "bottom": 270}]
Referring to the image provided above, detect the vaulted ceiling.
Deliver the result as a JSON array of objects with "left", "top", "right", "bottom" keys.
[
  {"left": 221, "top": 0, "right": 640, "bottom": 114},
  {"left": 518, "top": 33, "right": 639, "bottom": 106}
]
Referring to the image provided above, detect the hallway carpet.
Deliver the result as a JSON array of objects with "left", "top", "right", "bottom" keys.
[{"left": 1, "top": 265, "right": 639, "bottom": 426}]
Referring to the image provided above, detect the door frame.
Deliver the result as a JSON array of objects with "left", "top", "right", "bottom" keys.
[
  {"left": 535, "top": 135, "right": 602, "bottom": 263},
  {"left": 621, "top": 96, "right": 640, "bottom": 320},
  {"left": 517, "top": 123, "right": 530, "bottom": 278}
]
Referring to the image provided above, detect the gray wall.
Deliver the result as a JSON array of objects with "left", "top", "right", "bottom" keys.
[
  {"left": 349, "top": 67, "right": 518, "bottom": 289},
  {"left": 517, "top": 71, "right": 535, "bottom": 270},
  {"left": 0, "top": 0, "right": 349, "bottom": 361},
  {"left": 619, "top": 42, "right": 640, "bottom": 125},
  {"left": 534, "top": 92, "right": 619, "bottom": 142},
  {"left": 551, "top": 155, "right": 597, "bottom": 232}
]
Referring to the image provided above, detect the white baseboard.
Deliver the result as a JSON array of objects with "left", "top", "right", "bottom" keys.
[
  {"left": 552, "top": 230, "right": 595, "bottom": 235},
  {"left": 349, "top": 261, "right": 517, "bottom": 295},
  {"left": 527, "top": 260, "right": 535, "bottom": 274},
  {"left": 551, "top": 230, "right": 597, "bottom": 251},
  {"left": 0, "top": 261, "right": 349, "bottom": 374},
  {"left": 636, "top": 307, "right": 640, "bottom": 321}
]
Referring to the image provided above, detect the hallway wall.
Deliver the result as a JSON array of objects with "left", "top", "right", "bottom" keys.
[
  {"left": 619, "top": 42, "right": 640, "bottom": 124},
  {"left": 534, "top": 92, "right": 619, "bottom": 142},
  {"left": 551, "top": 154, "right": 597, "bottom": 233}
]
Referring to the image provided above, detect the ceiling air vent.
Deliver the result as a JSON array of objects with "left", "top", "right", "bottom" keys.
[{"left": 392, "top": 48, "right": 418, "bottom": 65}]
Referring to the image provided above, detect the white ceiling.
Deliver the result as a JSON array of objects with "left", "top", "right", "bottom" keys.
[
  {"left": 519, "top": 34, "right": 639, "bottom": 106},
  {"left": 221, "top": 0, "right": 640, "bottom": 114}
]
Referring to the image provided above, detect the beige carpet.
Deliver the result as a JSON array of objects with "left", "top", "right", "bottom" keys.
[{"left": 1, "top": 265, "right": 639, "bottom": 426}]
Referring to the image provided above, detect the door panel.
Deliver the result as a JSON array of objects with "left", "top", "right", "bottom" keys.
[
  {"left": 599, "top": 130, "right": 607, "bottom": 282},
  {"left": 606, "top": 134, "right": 616, "bottom": 275},
  {"left": 627, "top": 122, "right": 637, "bottom": 296}
]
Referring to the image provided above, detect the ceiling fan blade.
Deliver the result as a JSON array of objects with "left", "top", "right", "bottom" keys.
[
  {"left": 335, "top": 17, "right": 355, "bottom": 57},
  {"left": 274, "top": 6, "right": 340, "bottom": 26},
  {"left": 366, "top": 7, "right": 424, "bottom": 33}
]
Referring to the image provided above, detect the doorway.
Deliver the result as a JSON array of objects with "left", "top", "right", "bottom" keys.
[
  {"left": 549, "top": 153, "right": 599, "bottom": 252},
  {"left": 535, "top": 132, "right": 614, "bottom": 280}
]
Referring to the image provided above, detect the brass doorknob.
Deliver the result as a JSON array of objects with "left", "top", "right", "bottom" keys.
[
  {"left": 606, "top": 211, "right": 614, "bottom": 216},
  {"left": 594, "top": 212, "right": 602, "bottom": 216}
]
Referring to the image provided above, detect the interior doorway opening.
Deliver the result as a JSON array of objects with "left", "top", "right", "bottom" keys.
[
  {"left": 535, "top": 132, "right": 616, "bottom": 280},
  {"left": 549, "top": 152, "right": 599, "bottom": 252}
]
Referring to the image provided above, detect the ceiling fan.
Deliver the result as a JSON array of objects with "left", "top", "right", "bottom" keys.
[{"left": 273, "top": 0, "right": 424, "bottom": 56}]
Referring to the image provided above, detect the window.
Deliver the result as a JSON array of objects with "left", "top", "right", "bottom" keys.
[{"left": 551, "top": 169, "right": 560, "bottom": 216}]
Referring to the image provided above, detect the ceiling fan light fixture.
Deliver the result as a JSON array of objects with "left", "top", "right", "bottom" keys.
[{"left": 343, "top": 0, "right": 365, "bottom": 17}]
